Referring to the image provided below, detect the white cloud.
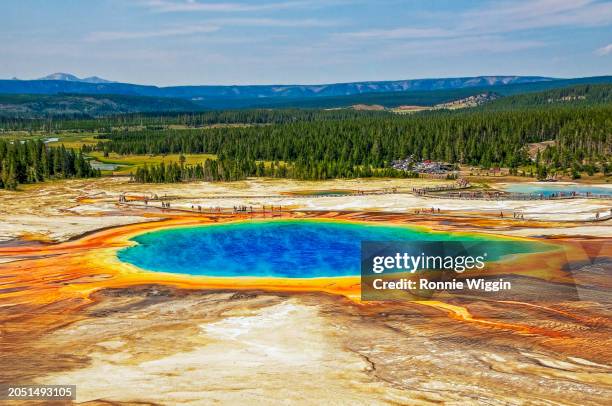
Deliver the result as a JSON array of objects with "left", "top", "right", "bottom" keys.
[
  {"left": 140, "top": 0, "right": 309, "bottom": 13},
  {"left": 385, "top": 36, "right": 545, "bottom": 57},
  {"left": 329, "top": 0, "right": 611, "bottom": 60},
  {"left": 86, "top": 25, "right": 219, "bottom": 41},
  {"left": 211, "top": 17, "right": 339, "bottom": 27},
  {"left": 335, "top": 27, "right": 455, "bottom": 40},
  {"left": 84, "top": 17, "right": 336, "bottom": 44},
  {"left": 340, "top": 0, "right": 612, "bottom": 43},
  {"left": 459, "top": 0, "right": 612, "bottom": 33},
  {"left": 595, "top": 43, "right": 612, "bottom": 56}
]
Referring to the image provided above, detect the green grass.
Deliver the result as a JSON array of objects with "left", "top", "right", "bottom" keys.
[
  {"left": 46, "top": 134, "right": 99, "bottom": 149},
  {"left": 88, "top": 152, "right": 218, "bottom": 175},
  {"left": 0, "top": 131, "right": 100, "bottom": 149}
]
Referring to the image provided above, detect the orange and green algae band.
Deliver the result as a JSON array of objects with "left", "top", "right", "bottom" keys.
[
  {"left": 0, "top": 213, "right": 596, "bottom": 303},
  {"left": 0, "top": 212, "right": 608, "bottom": 342}
]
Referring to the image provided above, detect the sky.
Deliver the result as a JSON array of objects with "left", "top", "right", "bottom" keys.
[{"left": 1, "top": 0, "right": 611, "bottom": 86}]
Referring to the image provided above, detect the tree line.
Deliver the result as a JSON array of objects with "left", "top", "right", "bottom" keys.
[
  {"left": 0, "top": 108, "right": 388, "bottom": 132},
  {"left": 132, "top": 157, "right": 418, "bottom": 183},
  {"left": 90, "top": 105, "right": 610, "bottom": 182},
  {"left": 482, "top": 84, "right": 612, "bottom": 110},
  {"left": 0, "top": 139, "right": 100, "bottom": 190}
]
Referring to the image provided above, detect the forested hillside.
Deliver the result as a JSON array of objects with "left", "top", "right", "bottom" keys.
[
  {"left": 0, "top": 93, "right": 201, "bottom": 118},
  {"left": 191, "top": 77, "right": 612, "bottom": 109},
  {"left": 2, "top": 82, "right": 610, "bottom": 184},
  {"left": 89, "top": 105, "right": 611, "bottom": 181},
  {"left": 4, "top": 83, "right": 609, "bottom": 132},
  {"left": 0, "top": 77, "right": 610, "bottom": 116},
  {"left": 482, "top": 84, "right": 612, "bottom": 109},
  {"left": 0, "top": 75, "right": 553, "bottom": 100},
  {"left": 0, "top": 108, "right": 389, "bottom": 131}
]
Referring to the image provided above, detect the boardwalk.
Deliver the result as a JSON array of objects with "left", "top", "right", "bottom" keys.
[
  {"left": 420, "top": 191, "right": 612, "bottom": 201},
  {"left": 414, "top": 184, "right": 611, "bottom": 201}
]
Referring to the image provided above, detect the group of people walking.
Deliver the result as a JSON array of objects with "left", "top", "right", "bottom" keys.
[
  {"left": 414, "top": 207, "right": 441, "bottom": 214},
  {"left": 115, "top": 191, "right": 610, "bottom": 224}
]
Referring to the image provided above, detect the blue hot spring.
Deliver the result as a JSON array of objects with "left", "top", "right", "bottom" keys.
[
  {"left": 117, "top": 220, "right": 540, "bottom": 278},
  {"left": 500, "top": 183, "right": 612, "bottom": 197}
]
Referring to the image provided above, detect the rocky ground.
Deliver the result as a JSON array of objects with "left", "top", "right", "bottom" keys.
[
  {"left": 1, "top": 177, "right": 610, "bottom": 243},
  {"left": 0, "top": 177, "right": 610, "bottom": 405},
  {"left": 5, "top": 284, "right": 611, "bottom": 405}
]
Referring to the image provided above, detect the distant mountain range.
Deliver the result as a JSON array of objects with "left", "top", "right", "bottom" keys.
[
  {"left": 180, "top": 76, "right": 612, "bottom": 109},
  {"left": 1, "top": 74, "right": 555, "bottom": 101},
  {"left": 1, "top": 74, "right": 611, "bottom": 116},
  {"left": 36, "top": 72, "right": 113, "bottom": 84}
]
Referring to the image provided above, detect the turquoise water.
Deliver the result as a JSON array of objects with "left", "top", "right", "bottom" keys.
[
  {"left": 89, "top": 160, "right": 120, "bottom": 171},
  {"left": 501, "top": 183, "right": 611, "bottom": 197},
  {"left": 308, "top": 190, "right": 352, "bottom": 196},
  {"left": 117, "top": 220, "right": 541, "bottom": 278}
]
